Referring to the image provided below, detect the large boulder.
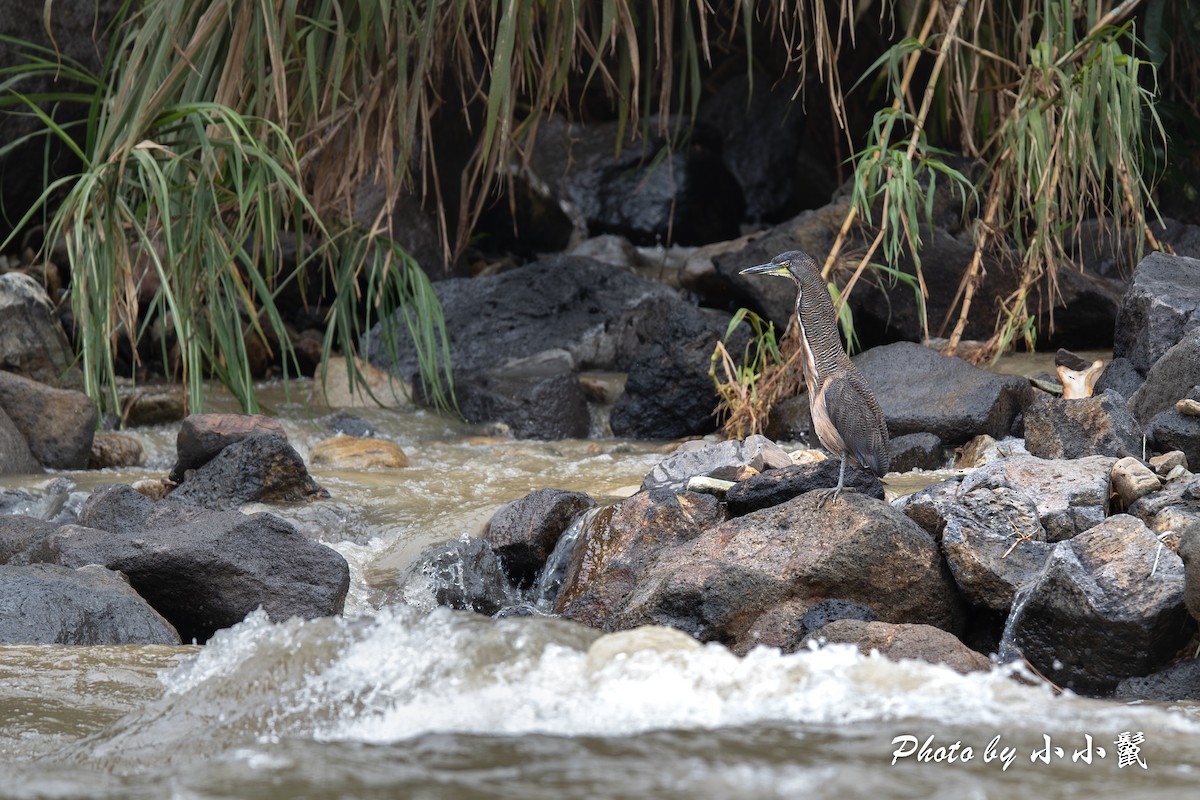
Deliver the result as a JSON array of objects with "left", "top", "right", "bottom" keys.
[
  {"left": 365, "top": 255, "right": 683, "bottom": 384},
  {"left": 0, "top": 514, "right": 58, "bottom": 563},
  {"left": 1022, "top": 389, "right": 1143, "bottom": 459},
  {"left": 1113, "top": 252, "right": 1200, "bottom": 375},
  {"left": 1129, "top": 473, "right": 1200, "bottom": 537},
  {"left": 1128, "top": 329, "right": 1200, "bottom": 424},
  {"left": 483, "top": 488, "right": 596, "bottom": 589},
  {"left": 30, "top": 511, "right": 349, "bottom": 643},
  {"left": 724, "top": 459, "right": 885, "bottom": 516},
  {"left": 0, "top": 564, "right": 180, "bottom": 645},
  {"left": 1005, "top": 514, "right": 1193, "bottom": 695},
  {"left": 606, "top": 492, "right": 964, "bottom": 653},
  {"left": 854, "top": 342, "right": 1030, "bottom": 445},
  {"left": 0, "top": 369, "right": 96, "bottom": 468},
  {"left": 0, "top": 272, "right": 80, "bottom": 388},
  {"left": 446, "top": 349, "right": 590, "bottom": 439}
]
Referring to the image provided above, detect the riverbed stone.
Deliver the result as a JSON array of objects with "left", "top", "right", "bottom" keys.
[
  {"left": 1113, "top": 251, "right": 1200, "bottom": 376},
  {"left": 1022, "top": 389, "right": 1143, "bottom": 460},
  {"left": 854, "top": 342, "right": 1030, "bottom": 445},
  {"left": 555, "top": 490, "right": 724, "bottom": 628},
  {"left": 608, "top": 492, "right": 964, "bottom": 653},
  {"left": 1110, "top": 457, "right": 1162, "bottom": 509},
  {"left": 392, "top": 536, "right": 517, "bottom": 616},
  {"left": 641, "top": 435, "right": 792, "bottom": 493},
  {"left": 88, "top": 432, "right": 145, "bottom": 469},
  {"left": 724, "top": 459, "right": 884, "bottom": 516},
  {"left": 808, "top": 620, "right": 992, "bottom": 674},
  {"left": 0, "top": 564, "right": 180, "bottom": 645},
  {"left": 0, "top": 370, "right": 96, "bottom": 469},
  {"left": 167, "top": 432, "right": 327, "bottom": 510},
  {"left": 1130, "top": 329, "right": 1200, "bottom": 424},
  {"left": 1114, "top": 658, "right": 1200, "bottom": 702},
  {"left": 446, "top": 349, "right": 590, "bottom": 440},
  {"left": 34, "top": 511, "right": 349, "bottom": 643},
  {"left": 483, "top": 488, "right": 596, "bottom": 589},
  {"left": 888, "top": 432, "right": 944, "bottom": 473},
  {"left": 308, "top": 434, "right": 409, "bottom": 469},
  {"left": 170, "top": 413, "right": 287, "bottom": 481},
  {"left": 76, "top": 483, "right": 155, "bottom": 535},
  {"left": 0, "top": 272, "right": 80, "bottom": 388},
  {"left": 1005, "top": 514, "right": 1192, "bottom": 695},
  {"left": 1146, "top": 405, "right": 1200, "bottom": 469},
  {"left": 0, "top": 405, "right": 40, "bottom": 474},
  {"left": 1128, "top": 473, "right": 1200, "bottom": 536},
  {"left": 0, "top": 515, "right": 59, "bottom": 563}
]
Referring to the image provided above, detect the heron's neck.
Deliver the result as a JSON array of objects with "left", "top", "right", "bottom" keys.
[{"left": 794, "top": 276, "right": 852, "bottom": 381}]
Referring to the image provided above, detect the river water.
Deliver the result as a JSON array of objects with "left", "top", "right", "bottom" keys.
[{"left": 1, "top": 379, "right": 1198, "bottom": 799}]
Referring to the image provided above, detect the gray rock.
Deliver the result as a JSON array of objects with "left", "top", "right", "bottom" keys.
[
  {"left": 0, "top": 564, "right": 180, "bottom": 645},
  {"left": 797, "top": 598, "right": 879, "bottom": 636},
  {"left": 854, "top": 342, "right": 1030, "bottom": 445},
  {"left": 1023, "top": 389, "right": 1143, "bottom": 459},
  {"left": 1178, "top": 525, "right": 1200, "bottom": 627},
  {"left": 77, "top": 483, "right": 155, "bottom": 535},
  {"left": 611, "top": 492, "right": 964, "bottom": 654},
  {"left": 483, "top": 488, "right": 596, "bottom": 588},
  {"left": 170, "top": 413, "right": 287, "bottom": 482},
  {"left": 0, "top": 370, "right": 96, "bottom": 468},
  {"left": 1147, "top": 407, "right": 1200, "bottom": 469},
  {"left": 0, "top": 515, "right": 58, "bottom": 564},
  {"left": 1114, "top": 658, "right": 1200, "bottom": 702},
  {"left": 1006, "top": 514, "right": 1191, "bottom": 695},
  {"left": 35, "top": 511, "right": 349, "bottom": 643},
  {"left": 888, "top": 432, "right": 945, "bottom": 473},
  {"left": 446, "top": 349, "right": 590, "bottom": 440},
  {"left": 809, "top": 619, "right": 992, "bottom": 674},
  {"left": 393, "top": 536, "right": 517, "bottom": 616},
  {"left": 0, "top": 272, "right": 79, "bottom": 389},
  {"left": 1113, "top": 251, "right": 1200, "bottom": 375},
  {"left": 1129, "top": 328, "right": 1200, "bottom": 424},
  {"left": 611, "top": 305, "right": 742, "bottom": 440},
  {"left": 366, "top": 255, "right": 682, "bottom": 383},
  {"left": 642, "top": 435, "right": 793, "bottom": 492},
  {"left": 0, "top": 405, "right": 41, "bottom": 474},
  {"left": 725, "top": 460, "right": 885, "bottom": 516},
  {"left": 167, "top": 432, "right": 327, "bottom": 510},
  {"left": 1093, "top": 356, "right": 1143, "bottom": 400},
  {"left": 1129, "top": 473, "right": 1200, "bottom": 537}
]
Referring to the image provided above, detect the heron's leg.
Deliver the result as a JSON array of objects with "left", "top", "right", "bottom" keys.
[{"left": 815, "top": 456, "right": 848, "bottom": 508}]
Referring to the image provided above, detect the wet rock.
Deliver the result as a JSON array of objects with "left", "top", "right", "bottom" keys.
[
  {"left": 1092, "top": 356, "right": 1143, "bottom": 400},
  {"left": 725, "top": 460, "right": 885, "bottom": 516},
  {"left": 393, "top": 536, "right": 516, "bottom": 616},
  {"left": 1006, "top": 514, "right": 1192, "bottom": 695},
  {"left": 366, "top": 255, "right": 682, "bottom": 384},
  {"left": 809, "top": 620, "right": 992, "bottom": 674},
  {"left": 1129, "top": 329, "right": 1200, "bottom": 424},
  {"left": 324, "top": 411, "right": 379, "bottom": 439},
  {"left": 1114, "top": 658, "right": 1200, "bottom": 702},
  {"left": 961, "top": 454, "right": 1114, "bottom": 542},
  {"left": 1110, "top": 457, "right": 1162, "bottom": 509},
  {"left": 641, "top": 435, "right": 793, "bottom": 492},
  {"left": 854, "top": 342, "right": 1030, "bottom": 445},
  {"left": 528, "top": 116, "right": 744, "bottom": 246},
  {"left": 610, "top": 305, "right": 742, "bottom": 440},
  {"left": 1146, "top": 405, "right": 1200, "bottom": 469},
  {"left": 797, "top": 598, "right": 880, "bottom": 637},
  {"left": 309, "top": 435, "right": 409, "bottom": 469},
  {"left": 0, "top": 515, "right": 58, "bottom": 563},
  {"left": 447, "top": 349, "right": 590, "bottom": 440},
  {"left": 170, "top": 413, "right": 287, "bottom": 481},
  {"left": 1113, "top": 251, "right": 1200, "bottom": 375},
  {"left": 610, "top": 492, "right": 963, "bottom": 654},
  {"left": 888, "top": 432, "right": 944, "bottom": 473},
  {"left": 1022, "top": 390, "right": 1143, "bottom": 460},
  {"left": 483, "top": 488, "right": 596, "bottom": 589},
  {"left": 556, "top": 491, "right": 724, "bottom": 627},
  {"left": 76, "top": 483, "right": 155, "bottom": 535},
  {"left": 0, "top": 479, "right": 76, "bottom": 522},
  {"left": 0, "top": 370, "right": 96, "bottom": 469},
  {"left": 167, "top": 432, "right": 326, "bottom": 510},
  {"left": 36, "top": 511, "right": 349, "bottom": 643},
  {"left": 0, "top": 564, "right": 180, "bottom": 645},
  {"left": 0, "top": 406, "right": 41, "bottom": 474},
  {"left": 0, "top": 272, "right": 80, "bottom": 388},
  {"left": 89, "top": 432, "right": 145, "bottom": 469}
]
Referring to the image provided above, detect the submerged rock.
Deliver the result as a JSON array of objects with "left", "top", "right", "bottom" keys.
[
  {"left": 308, "top": 434, "right": 409, "bottom": 469},
  {"left": 1005, "top": 514, "right": 1193, "bottom": 695},
  {"left": 0, "top": 564, "right": 180, "bottom": 645},
  {"left": 393, "top": 536, "right": 517, "bottom": 616},
  {"left": 483, "top": 488, "right": 596, "bottom": 589}
]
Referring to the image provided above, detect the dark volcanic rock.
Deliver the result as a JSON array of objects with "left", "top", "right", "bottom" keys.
[
  {"left": 797, "top": 598, "right": 879, "bottom": 637},
  {"left": 1114, "top": 658, "right": 1200, "bottom": 702},
  {"left": 1146, "top": 406, "right": 1200, "bottom": 469},
  {"left": 609, "top": 492, "right": 964, "bottom": 654},
  {"left": 168, "top": 433, "right": 326, "bottom": 510},
  {"left": 1006, "top": 514, "right": 1193, "bottom": 695},
  {"left": 1129, "top": 474, "right": 1200, "bottom": 538},
  {"left": 854, "top": 342, "right": 1030, "bottom": 445},
  {"left": 393, "top": 536, "right": 517, "bottom": 616},
  {"left": 610, "top": 305, "right": 742, "bottom": 440},
  {"left": 811, "top": 620, "right": 992, "bottom": 674},
  {"left": 0, "top": 272, "right": 80, "bottom": 388},
  {"left": 641, "top": 435, "right": 792, "bottom": 493},
  {"left": 0, "top": 370, "right": 96, "bottom": 469},
  {"left": 1113, "top": 252, "right": 1200, "bottom": 375},
  {"left": 448, "top": 350, "right": 590, "bottom": 440},
  {"left": 1129, "top": 328, "right": 1200, "bottom": 424},
  {"left": 0, "top": 405, "right": 40, "bottom": 474},
  {"left": 170, "top": 413, "right": 287, "bottom": 482},
  {"left": 366, "top": 255, "right": 681, "bottom": 383},
  {"left": 555, "top": 491, "right": 724, "bottom": 627},
  {"left": 483, "top": 488, "right": 596, "bottom": 588},
  {"left": 888, "top": 432, "right": 945, "bottom": 473},
  {"left": 725, "top": 460, "right": 884, "bottom": 516},
  {"left": 77, "top": 483, "right": 155, "bottom": 535},
  {"left": 1179, "top": 525, "right": 1200, "bottom": 626},
  {"left": 38, "top": 511, "right": 349, "bottom": 643},
  {"left": 0, "top": 564, "right": 180, "bottom": 645},
  {"left": 0, "top": 515, "right": 60, "bottom": 563},
  {"left": 1093, "top": 357, "right": 1143, "bottom": 400},
  {"left": 1022, "top": 389, "right": 1143, "bottom": 459}
]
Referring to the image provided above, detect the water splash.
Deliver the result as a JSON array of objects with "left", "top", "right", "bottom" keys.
[
  {"left": 532, "top": 505, "right": 602, "bottom": 611},
  {"left": 996, "top": 583, "right": 1036, "bottom": 664}
]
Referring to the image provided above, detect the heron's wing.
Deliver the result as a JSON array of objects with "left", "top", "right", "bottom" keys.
[{"left": 822, "top": 371, "right": 890, "bottom": 477}]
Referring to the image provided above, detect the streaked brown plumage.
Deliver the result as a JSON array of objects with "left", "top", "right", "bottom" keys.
[{"left": 741, "top": 250, "right": 890, "bottom": 498}]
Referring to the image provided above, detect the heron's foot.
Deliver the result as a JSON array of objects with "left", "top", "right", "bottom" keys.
[{"left": 812, "top": 487, "right": 845, "bottom": 508}]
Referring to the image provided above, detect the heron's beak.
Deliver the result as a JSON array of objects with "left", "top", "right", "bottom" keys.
[{"left": 740, "top": 263, "right": 790, "bottom": 276}]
